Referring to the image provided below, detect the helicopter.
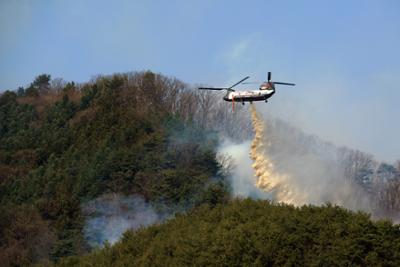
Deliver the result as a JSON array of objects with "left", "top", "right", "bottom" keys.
[{"left": 198, "top": 72, "right": 295, "bottom": 111}]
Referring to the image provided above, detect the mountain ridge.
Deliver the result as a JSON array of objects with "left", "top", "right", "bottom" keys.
[{"left": 0, "top": 71, "right": 399, "bottom": 266}]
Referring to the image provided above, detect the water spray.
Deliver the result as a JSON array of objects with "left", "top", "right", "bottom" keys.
[{"left": 249, "top": 105, "right": 307, "bottom": 205}]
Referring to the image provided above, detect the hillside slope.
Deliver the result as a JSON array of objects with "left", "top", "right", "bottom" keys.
[
  {"left": 0, "top": 72, "right": 241, "bottom": 266},
  {"left": 1, "top": 71, "right": 399, "bottom": 266},
  {"left": 57, "top": 199, "right": 400, "bottom": 267}
]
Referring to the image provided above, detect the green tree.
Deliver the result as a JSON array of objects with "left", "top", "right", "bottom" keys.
[{"left": 25, "top": 73, "right": 51, "bottom": 96}]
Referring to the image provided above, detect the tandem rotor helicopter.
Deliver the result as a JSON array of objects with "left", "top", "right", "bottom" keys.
[{"left": 198, "top": 72, "right": 295, "bottom": 111}]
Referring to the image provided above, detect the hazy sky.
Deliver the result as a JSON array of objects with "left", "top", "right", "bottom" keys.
[{"left": 1, "top": 0, "right": 400, "bottom": 162}]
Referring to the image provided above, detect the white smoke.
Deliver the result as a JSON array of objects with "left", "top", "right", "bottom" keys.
[
  {"left": 217, "top": 139, "right": 268, "bottom": 199},
  {"left": 82, "top": 194, "right": 168, "bottom": 247},
  {"left": 218, "top": 105, "right": 372, "bottom": 213}
]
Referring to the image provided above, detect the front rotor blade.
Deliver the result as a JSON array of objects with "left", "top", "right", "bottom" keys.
[
  {"left": 228, "top": 76, "right": 250, "bottom": 89},
  {"left": 274, "top": 82, "right": 295, "bottom": 86},
  {"left": 242, "top": 80, "right": 261, "bottom": 84},
  {"left": 198, "top": 87, "right": 225, "bottom": 90}
]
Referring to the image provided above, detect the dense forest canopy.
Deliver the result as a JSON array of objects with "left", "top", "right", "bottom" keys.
[
  {"left": 0, "top": 71, "right": 243, "bottom": 266},
  {"left": 0, "top": 71, "right": 399, "bottom": 266},
  {"left": 58, "top": 199, "right": 400, "bottom": 267}
]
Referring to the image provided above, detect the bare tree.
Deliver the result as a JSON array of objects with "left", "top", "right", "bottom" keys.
[{"left": 50, "top": 78, "right": 67, "bottom": 94}]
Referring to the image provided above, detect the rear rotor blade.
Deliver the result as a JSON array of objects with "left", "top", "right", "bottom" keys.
[
  {"left": 274, "top": 82, "right": 295, "bottom": 86},
  {"left": 228, "top": 76, "right": 250, "bottom": 89}
]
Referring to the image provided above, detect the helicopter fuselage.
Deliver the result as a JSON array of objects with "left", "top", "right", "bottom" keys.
[
  {"left": 223, "top": 89, "right": 275, "bottom": 103},
  {"left": 198, "top": 72, "right": 294, "bottom": 107}
]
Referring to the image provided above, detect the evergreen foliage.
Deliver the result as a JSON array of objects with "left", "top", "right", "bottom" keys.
[
  {"left": 0, "top": 72, "right": 228, "bottom": 265},
  {"left": 57, "top": 199, "right": 400, "bottom": 267},
  {"left": 1, "top": 72, "right": 399, "bottom": 266}
]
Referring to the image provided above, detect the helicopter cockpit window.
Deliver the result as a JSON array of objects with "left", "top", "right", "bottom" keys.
[{"left": 260, "top": 83, "right": 269, "bottom": 90}]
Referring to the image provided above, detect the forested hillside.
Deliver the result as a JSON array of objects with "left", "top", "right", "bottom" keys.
[
  {"left": 0, "top": 71, "right": 245, "bottom": 266},
  {"left": 1, "top": 71, "right": 399, "bottom": 266},
  {"left": 57, "top": 199, "right": 400, "bottom": 267}
]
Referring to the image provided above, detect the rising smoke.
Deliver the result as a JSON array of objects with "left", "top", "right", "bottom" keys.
[
  {"left": 82, "top": 194, "right": 169, "bottom": 247},
  {"left": 219, "top": 105, "right": 373, "bottom": 212},
  {"left": 84, "top": 104, "right": 396, "bottom": 247},
  {"left": 218, "top": 139, "right": 268, "bottom": 199}
]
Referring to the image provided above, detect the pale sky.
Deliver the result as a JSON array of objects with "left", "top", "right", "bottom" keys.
[{"left": 1, "top": 0, "right": 400, "bottom": 162}]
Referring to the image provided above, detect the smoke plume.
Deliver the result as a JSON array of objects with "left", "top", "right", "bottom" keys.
[
  {"left": 82, "top": 194, "right": 168, "bottom": 247},
  {"left": 218, "top": 140, "right": 268, "bottom": 199},
  {"left": 219, "top": 105, "right": 373, "bottom": 213},
  {"left": 251, "top": 105, "right": 373, "bottom": 210}
]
